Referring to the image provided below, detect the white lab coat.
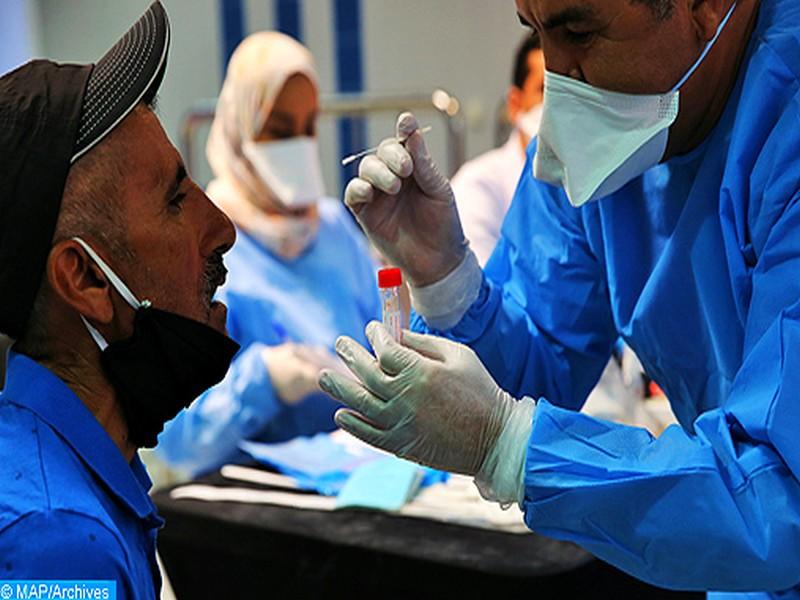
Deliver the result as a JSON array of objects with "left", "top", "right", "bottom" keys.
[{"left": 451, "top": 132, "right": 526, "bottom": 266}]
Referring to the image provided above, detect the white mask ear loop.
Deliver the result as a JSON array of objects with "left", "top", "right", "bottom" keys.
[{"left": 71, "top": 236, "right": 152, "bottom": 350}]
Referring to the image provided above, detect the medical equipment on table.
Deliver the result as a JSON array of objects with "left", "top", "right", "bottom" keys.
[
  {"left": 237, "top": 430, "right": 447, "bottom": 496},
  {"left": 378, "top": 268, "right": 403, "bottom": 341},
  {"left": 341, "top": 125, "right": 433, "bottom": 166}
]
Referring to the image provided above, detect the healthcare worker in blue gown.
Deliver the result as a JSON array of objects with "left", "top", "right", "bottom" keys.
[
  {"left": 318, "top": 0, "right": 800, "bottom": 597},
  {"left": 157, "top": 32, "right": 380, "bottom": 476}
]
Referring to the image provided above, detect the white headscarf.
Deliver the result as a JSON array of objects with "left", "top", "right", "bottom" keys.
[{"left": 206, "top": 32, "right": 321, "bottom": 258}]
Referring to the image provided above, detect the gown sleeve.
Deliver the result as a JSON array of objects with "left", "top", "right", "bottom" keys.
[
  {"left": 416, "top": 135, "right": 800, "bottom": 589},
  {"left": 412, "top": 149, "right": 618, "bottom": 410},
  {"left": 520, "top": 192, "right": 800, "bottom": 591}
]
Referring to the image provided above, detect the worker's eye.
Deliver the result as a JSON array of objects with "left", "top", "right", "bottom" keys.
[
  {"left": 564, "top": 28, "right": 596, "bottom": 46},
  {"left": 168, "top": 192, "right": 187, "bottom": 214}
]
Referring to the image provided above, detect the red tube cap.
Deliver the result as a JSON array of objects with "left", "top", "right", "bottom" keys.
[{"left": 378, "top": 267, "right": 402, "bottom": 288}]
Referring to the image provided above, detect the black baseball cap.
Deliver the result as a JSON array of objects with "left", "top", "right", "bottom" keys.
[{"left": 0, "top": 1, "right": 170, "bottom": 339}]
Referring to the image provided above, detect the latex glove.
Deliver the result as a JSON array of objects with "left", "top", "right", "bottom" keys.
[
  {"left": 318, "top": 322, "right": 536, "bottom": 504},
  {"left": 344, "top": 112, "right": 468, "bottom": 287},
  {"left": 263, "top": 343, "right": 344, "bottom": 405}
]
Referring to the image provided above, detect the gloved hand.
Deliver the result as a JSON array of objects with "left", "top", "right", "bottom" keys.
[
  {"left": 344, "top": 112, "right": 468, "bottom": 287},
  {"left": 263, "top": 343, "right": 344, "bottom": 405},
  {"left": 318, "top": 322, "right": 536, "bottom": 504}
]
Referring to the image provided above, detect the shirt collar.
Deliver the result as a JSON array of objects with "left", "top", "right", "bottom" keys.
[
  {"left": 505, "top": 131, "right": 528, "bottom": 163},
  {"left": 2, "top": 350, "right": 161, "bottom": 525}
]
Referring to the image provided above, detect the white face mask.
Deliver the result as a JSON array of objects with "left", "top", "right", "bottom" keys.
[
  {"left": 242, "top": 136, "right": 325, "bottom": 209},
  {"left": 533, "top": 2, "right": 737, "bottom": 208},
  {"left": 516, "top": 104, "right": 543, "bottom": 140}
]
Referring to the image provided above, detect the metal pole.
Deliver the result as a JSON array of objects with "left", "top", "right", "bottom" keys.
[{"left": 179, "top": 91, "right": 466, "bottom": 177}]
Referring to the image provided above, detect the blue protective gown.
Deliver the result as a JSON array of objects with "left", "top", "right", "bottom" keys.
[
  {"left": 413, "top": 2, "right": 800, "bottom": 596},
  {"left": 158, "top": 198, "right": 380, "bottom": 475}
]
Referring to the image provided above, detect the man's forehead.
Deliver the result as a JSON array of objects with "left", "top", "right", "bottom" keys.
[
  {"left": 111, "top": 106, "right": 180, "bottom": 194},
  {"left": 518, "top": 0, "right": 611, "bottom": 29}
]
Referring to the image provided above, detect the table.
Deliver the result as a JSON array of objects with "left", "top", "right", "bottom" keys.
[{"left": 154, "top": 473, "right": 702, "bottom": 599}]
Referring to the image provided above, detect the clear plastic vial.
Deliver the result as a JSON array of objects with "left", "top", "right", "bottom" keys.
[{"left": 378, "top": 267, "right": 403, "bottom": 341}]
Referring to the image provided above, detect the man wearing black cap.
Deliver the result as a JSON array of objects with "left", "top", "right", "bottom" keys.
[{"left": 0, "top": 3, "right": 239, "bottom": 597}]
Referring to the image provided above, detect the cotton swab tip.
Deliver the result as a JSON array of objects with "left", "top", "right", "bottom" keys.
[{"left": 340, "top": 125, "right": 433, "bottom": 167}]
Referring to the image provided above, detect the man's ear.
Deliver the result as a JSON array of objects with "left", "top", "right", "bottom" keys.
[
  {"left": 507, "top": 85, "right": 523, "bottom": 123},
  {"left": 689, "top": 0, "right": 731, "bottom": 42},
  {"left": 47, "top": 239, "right": 114, "bottom": 325}
]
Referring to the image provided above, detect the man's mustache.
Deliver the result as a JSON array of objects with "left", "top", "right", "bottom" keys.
[{"left": 202, "top": 251, "right": 227, "bottom": 303}]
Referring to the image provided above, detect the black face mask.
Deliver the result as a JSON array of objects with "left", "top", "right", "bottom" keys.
[
  {"left": 73, "top": 237, "right": 239, "bottom": 448},
  {"left": 100, "top": 306, "right": 239, "bottom": 447}
]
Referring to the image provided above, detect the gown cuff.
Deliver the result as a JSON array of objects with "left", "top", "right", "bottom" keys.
[
  {"left": 474, "top": 396, "right": 536, "bottom": 507},
  {"left": 409, "top": 249, "right": 482, "bottom": 331}
]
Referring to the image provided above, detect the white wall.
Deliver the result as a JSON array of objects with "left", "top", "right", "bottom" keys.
[
  {"left": 34, "top": 0, "right": 526, "bottom": 192},
  {"left": 37, "top": 0, "right": 224, "bottom": 183},
  {"left": 362, "top": 1, "right": 522, "bottom": 165},
  {"left": 0, "top": 0, "right": 42, "bottom": 74}
]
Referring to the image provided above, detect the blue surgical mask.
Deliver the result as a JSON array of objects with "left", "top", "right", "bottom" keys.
[{"left": 533, "top": 2, "right": 738, "bottom": 207}]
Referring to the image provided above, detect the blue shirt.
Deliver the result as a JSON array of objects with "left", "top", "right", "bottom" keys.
[
  {"left": 158, "top": 198, "right": 381, "bottom": 475},
  {"left": 0, "top": 352, "right": 162, "bottom": 600},
  {"left": 414, "top": 2, "right": 800, "bottom": 597}
]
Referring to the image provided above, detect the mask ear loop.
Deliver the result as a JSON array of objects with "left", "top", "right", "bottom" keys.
[
  {"left": 671, "top": 1, "right": 738, "bottom": 92},
  {"left": 71, "top": 236, "right": 152, "bottom": 350}
]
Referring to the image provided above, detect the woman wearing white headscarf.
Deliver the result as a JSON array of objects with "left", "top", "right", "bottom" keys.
[{"left": 157, "top": 32, "right": 380, "bottom": 476}]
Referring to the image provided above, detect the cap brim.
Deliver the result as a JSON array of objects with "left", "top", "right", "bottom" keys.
[{"left": 71, "top": 1, "right": 170, "bottom": 163}]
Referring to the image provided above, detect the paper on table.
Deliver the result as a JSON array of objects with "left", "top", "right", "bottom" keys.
[
  {"left": 399, "top": 474, "right": 529, "bottom": 534},
  {"left": 170, "top": 484, "right": 337, "bottom": 511},
  {"left": 335, "top": 457, "right": 423, "bottom": 511},
  {"left": 238, "top": 432, "right": 388, "bottom": 495},
  {"left": 220, "top": 464, "right": 300, "bottom": 490}
]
